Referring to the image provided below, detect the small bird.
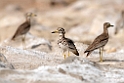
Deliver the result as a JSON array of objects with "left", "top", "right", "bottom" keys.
[
  {"left": 115, "top": 10, "right": 124, "bottom": 34},
  {"left": 84, "top": 22, "right": 114, "bottom": 62},
  {"left": 11, "top": 12, "right": 37, "bottom": 43},
  {"left": 51, "top": 27, "right": 79, "bottom": 59}
]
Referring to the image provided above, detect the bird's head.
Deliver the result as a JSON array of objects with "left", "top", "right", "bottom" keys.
[
  {"left": 25, "top": 12, "right": 37, "bottom": 18},
  {"left": 104, "top": 22, "right": 114, "bottom": 28},
  {"left": 51, "top": 27, "right": 66, "bottom": 34}
]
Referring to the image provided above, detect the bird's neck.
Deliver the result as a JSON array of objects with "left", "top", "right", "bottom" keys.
[
  {"left": 103, "top": 27, "right": 108, "bottom": 34},
  {"left": 59, "top": 33, "right": 65, "bottom": 39},
  {"left": 26, "top": 17, "right": 31, "bottom": 23}
]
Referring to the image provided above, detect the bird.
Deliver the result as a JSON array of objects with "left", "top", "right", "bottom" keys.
[
  {"left": 84, "top": 22, "right": 114, "bottom": 62},
  {"left": 11, "top": 12, "right": 37, "bottom": 43},
  {"left": 51, "top": 27, "right": 79, "bottom": 59},
  {"left": 115, "top": 10, "right": 124, "bottom": 34}
]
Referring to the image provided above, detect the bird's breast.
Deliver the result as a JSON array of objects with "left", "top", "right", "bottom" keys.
[
  {"left": 58, "top": 42, "right": 68, "bottom": 50},
  {"left": 57, "top": 38, "right": 68, "bottom": 51}
]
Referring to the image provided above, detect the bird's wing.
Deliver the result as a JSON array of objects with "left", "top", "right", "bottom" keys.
[
  {"left": 85, "top": 34, "right": 108, "bottom": 52},
  {"left": 65, "top": 38, "right": 79, "bottom": 56},
  {"left": 12, "top": 21, "right": 30, "bottom": 39},
  {"left": 16, "top": 21, "right": 30, "bottom": 35},
  {"left": 65, "top": 38, "right": 76, "bottom": 50}
]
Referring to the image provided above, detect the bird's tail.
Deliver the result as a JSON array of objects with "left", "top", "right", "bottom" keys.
[
  {"left": 84, "top": 51, "right": 91, "bottom": 57},
  {"left": 72, "top": 49, "right": 79, "bottom": 56},
  {"left": 11, "top": 35, "right": 16, "bottom": 40}
]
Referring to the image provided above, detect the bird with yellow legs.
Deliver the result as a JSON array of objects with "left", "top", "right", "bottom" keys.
[
  {"left": 11, "top": 12, "right": 37, "bottom": 49},
  {"left": 84, "top": 22, "right": 114, "bottom": 62},
  {"left": 52, "top": 27, "right": 79, "bottom": 59}
]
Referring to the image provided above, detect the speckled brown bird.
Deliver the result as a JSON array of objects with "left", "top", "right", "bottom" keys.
[
  {"left": 52, "top": 27, "right": 79, "bottom": 59},
  {"left": 84, "top": 22, "right": 114, "bottom": 62},
  {"left": 11, "top": 12, "right": 37, "bottom": 42}
]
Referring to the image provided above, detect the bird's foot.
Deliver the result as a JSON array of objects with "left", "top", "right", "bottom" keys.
[
  {"left": 99, "top": 57, "right": 103, "bottom": 62},
  {"left": 64, "top": 54, "right": 66, "bottom": 59}
]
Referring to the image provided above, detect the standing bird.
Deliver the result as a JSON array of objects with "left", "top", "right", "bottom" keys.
[
  {"left": 51, "top": 27, "right": 79, "bottom": 59},
  {"left": 11, "top": 12, "right": 37, "bottom": 43},
  {"left": 84, "top": 22, "right": 114, "bottom": 62}
]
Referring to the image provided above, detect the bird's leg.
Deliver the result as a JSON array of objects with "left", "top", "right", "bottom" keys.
[
  {"left": 62, "top": 51, "right": 66, "bottom": 59},
  {"left": 99, "top": 48, "right": 103, "bottom": 62},
  {"left": 22, "top": 35, "right": 25, "bottom": 43},
  {"left": 63, "top": 52, "right": 66, "bottom": 59},
  {"left": 22, "top": 35, "right": 26, "bottom": 49},
  {"left": 114, "top": 27, "right": 118, "bottom": 34}
]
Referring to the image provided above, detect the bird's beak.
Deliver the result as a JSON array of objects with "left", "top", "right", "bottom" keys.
[
  {"left": 51, "top": 30, "right": 58, "bottom": 33},
  {"left": 31, "top": 13, "right": 37, "bottom": 17},
  {"left": 110, "top": 25, "right": 114, "bottom": 27}
]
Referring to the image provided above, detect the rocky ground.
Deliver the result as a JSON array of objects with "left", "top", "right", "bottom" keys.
[{"left": 0, "top": 0, "right": 124, "bottom": 83}]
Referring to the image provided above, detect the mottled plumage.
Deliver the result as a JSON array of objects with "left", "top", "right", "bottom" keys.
[
  {"left": 58, "top": 37, "right": 79, "bottom": 55},
  {"left": 52, "top": 27, "right": 79, "bottom": 58},
  {"left": 84, "top": 22, "right": 114, "bottom": 62}
]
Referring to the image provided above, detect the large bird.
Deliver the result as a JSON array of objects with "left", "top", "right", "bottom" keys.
[{"left": 84, "top": 22, "right": 114, "bottom": 62}]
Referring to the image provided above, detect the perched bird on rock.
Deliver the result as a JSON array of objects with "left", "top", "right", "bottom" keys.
[
  {"left": 84, "top": 22, "right": 114, "bottom": 62},
  {"left": 52, "top": 27, "right": 79, "bottom": 59},
  {"left": 11, "top": 12, "right": 37, "bottom": 42}
]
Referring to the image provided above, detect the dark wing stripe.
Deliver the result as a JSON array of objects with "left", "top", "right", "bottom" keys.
[{"left": 100, "top": 37, "right": 108, "bottom": 42}]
